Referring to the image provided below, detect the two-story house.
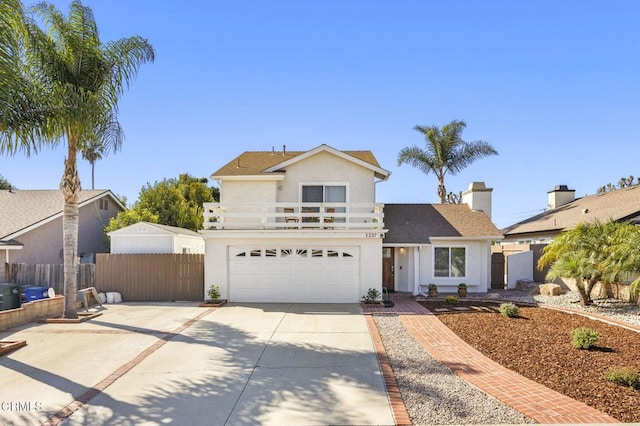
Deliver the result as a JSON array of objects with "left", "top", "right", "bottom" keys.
[
  {"left": 201, "top": 144, "right": 390, "bottom": 303},
  {"left": 202, "top": 144, "right": 504, "bottom": 303}
]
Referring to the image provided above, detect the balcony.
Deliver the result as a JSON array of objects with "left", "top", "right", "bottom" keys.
[{"left": 203, "top": 202, "right": 384, "bottom": 230}]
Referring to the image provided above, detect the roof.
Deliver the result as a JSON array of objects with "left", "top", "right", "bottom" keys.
[
  {"left": 107, "top": 221, "right": 203, "bottom": 238},
  {"left": 502, "top": 185, "right": 640, "bottom": 236},
  {"left": 383, "top": 203, "right": 503, "bottom": 244},
  {"left": 0, "top": 190, "right": 125, "bottom": 240},
  {"left": 212, "top": 144, "right": 389, "bottom": 180}
]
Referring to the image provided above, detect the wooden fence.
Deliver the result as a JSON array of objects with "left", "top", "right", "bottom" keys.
[
  {"left": 95, "top": 253, "right": 204, "bottom": 301},
  {"left": 5, "top": 263, "right": 94, "bottom": 294}
]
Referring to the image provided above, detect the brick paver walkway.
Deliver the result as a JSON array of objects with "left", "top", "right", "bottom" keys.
[{"left": 364, "top": 294, "right": 621, "bottom": 424}]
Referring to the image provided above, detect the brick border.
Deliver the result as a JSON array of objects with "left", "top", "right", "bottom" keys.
[
  {"left": 42, "top": 307, "right": 217, "bottom": 426},
  {"left": 365, "top": 315, "right": 412, "bottom": 425}
]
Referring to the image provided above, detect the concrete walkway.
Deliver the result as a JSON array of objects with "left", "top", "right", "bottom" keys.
[{"left": 0, "top": 303, "right": 394, "bottom": 426}]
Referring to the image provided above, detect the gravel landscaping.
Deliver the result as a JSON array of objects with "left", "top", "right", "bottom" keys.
[
  {"left": 373, "top": 315, "right": 534, "bottom": 425},
  {"left": 373, "top": 291, "right": 640, "bottom": 424}
]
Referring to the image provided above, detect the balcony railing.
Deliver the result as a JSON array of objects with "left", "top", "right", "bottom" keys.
[{"left": 203, "top": 202, "right": 384, "bottom": 230}]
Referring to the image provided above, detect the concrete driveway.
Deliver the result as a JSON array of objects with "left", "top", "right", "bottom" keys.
[{"left": 0, "top": 303, "right": 394, "bottom": 425}]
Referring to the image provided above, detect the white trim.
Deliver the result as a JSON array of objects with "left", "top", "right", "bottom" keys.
[
  {"left": 214, "top": 175, "right": 285, "bottom": 182},
  {"left": 432, "top": 244, "right": 468, "bottom": 279},
  {"left": 429, "top": 236, "right": 503, "bottom": 242},
  {"left": 263, "top": 144, "right": 390, "bottom": 180}
]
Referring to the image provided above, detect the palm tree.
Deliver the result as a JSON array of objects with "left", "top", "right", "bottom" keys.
[
  {"left": 538, "top": 220, "right": 640, "bottom": 306},
  {"left": 398, "top": 120, "right": 498, "bottom": 203},
  {"left": 0, "top": 0, "right": 154, "bottom": 318},
  {"left": 82, "top": 119, "right": 123, "bottom": 189}
]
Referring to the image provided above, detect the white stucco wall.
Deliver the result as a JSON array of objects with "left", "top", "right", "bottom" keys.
[
  {"left": 505, "top": 250, "right": 534, "bottom": 289},
  {"left": 203, "top": 232, "right": 382, "bottom": 302},
  {"left": 110, "top": 234, "right": 173, "bottom": 254},
  {"left": 277, "top": 151, "right": 376, "bottom": 204},
  {"left": 389, "top": 239, "right": 493, "bottom": 294},
  {"left": 220, "top": 180, "right": 278, "bottom": 204},
  {"left": 173, "top": 235, "right": 205, "bottom": 254}
]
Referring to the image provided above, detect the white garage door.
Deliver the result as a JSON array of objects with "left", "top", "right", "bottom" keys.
[{"left": 228, "top": 247, "right": 360, "bottom": 303}]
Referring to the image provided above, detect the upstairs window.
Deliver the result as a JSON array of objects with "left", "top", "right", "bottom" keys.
[{"left": 301, "top": 185, "right": 346, "bottom": 203}]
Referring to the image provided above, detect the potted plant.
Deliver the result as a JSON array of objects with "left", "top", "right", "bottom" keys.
[
  {"left": 428, "top": 283, "right": 438, "bottom": 297},
  {"left": 457, "top": 283, "right": 468, "bottom": 297},
  {"left": 200, "top": 285, "right": 227, "bottom": 307}
]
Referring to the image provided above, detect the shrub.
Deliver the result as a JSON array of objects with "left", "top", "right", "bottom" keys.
[
  {"left": 571, "top": 327, "right": 600, "bottom": 349},
  {"left": 428, "top": 283, "right": 437, "bottom": 290},
  {"left": 207, "top": 285, "right": 220, "bottom": 301},
  {"left": 362, "top": 288, "right": 381, "bottom": 303},
  {"left": 445, "top": 295, "right": 458, "bottom": 305},
  {"left": 457, "top": 283, "right": 467, "bottom": 288},
  {"left": 499, "top": 303, "right": 519, "bottom": 318},
  {"left": 605, "top": 367, "right": 639, "bottom": 389}
]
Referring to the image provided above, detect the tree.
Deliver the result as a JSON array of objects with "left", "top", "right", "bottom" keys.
[
  {"left": 538, "top": 220, "right": 640, "bottom": 306},
  {"left": 0, "top": 174, "right": 12, "bottom": 189},
  {"left": 136, "top": 174, "right": 217, "bottom": 231},
  {"left": 0, "top": 1, "right": 154, "bottom": 318},
  {"left": 398, "top": 120, "right": 498, "bottom": 203},
  {"left": 82, "top": 120, "right": 123, "bottom": 189}
]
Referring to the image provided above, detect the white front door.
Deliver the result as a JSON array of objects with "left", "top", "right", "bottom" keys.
[{"left": 228, "top": 246, "right": 360, "bottom": 303}]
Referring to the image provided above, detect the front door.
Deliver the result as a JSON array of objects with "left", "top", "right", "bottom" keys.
[{"left": 382, "top": 247, "right": 394, "bottom": 292}]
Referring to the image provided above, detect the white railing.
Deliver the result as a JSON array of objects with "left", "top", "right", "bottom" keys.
[{"left": 203, "top": 202, "right": 384, "bottom": 230}]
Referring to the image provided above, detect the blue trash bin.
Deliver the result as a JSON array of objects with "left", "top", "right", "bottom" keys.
[{"left": 23, "top": 286, "right": 48, "bottom": 302}]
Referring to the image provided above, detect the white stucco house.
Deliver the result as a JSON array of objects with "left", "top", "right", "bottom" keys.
[
  {"left": 201, "top": 145, "right": 504, "bottom": 303},
  {"left": 201, "top": 144, "right": 390, "bottom": 303},
  {"left": 382, "top": 183, "right": 504, "bottom": 295},
  {"left": 108, "top": 222, "right": 205, "bottom": 254}
]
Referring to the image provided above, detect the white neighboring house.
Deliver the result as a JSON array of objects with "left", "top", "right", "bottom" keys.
[
  {"left": 201, "top": 144, "right": 391, "bottom": 303},
  {"left": 108, "top": 222, "right": 205, "bottom": 254}
]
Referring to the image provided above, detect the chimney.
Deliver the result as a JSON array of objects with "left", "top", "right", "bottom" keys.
[
  {"left": 282, "top": 144, "right": 286, "bottom": 156},
  {"left": 462, "top": 182, "right": 492, "bottom": 219},
  {"left": 547, "top": 185, "right": 575, "bottom": 210}
]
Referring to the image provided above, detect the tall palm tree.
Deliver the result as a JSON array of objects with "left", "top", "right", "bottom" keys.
[
  {"left": 0, "top": 0, "right": 154, "bottom": 318},
  {"left": 398, "top": 120, "right": 498, "bottom": 203},
  {"left": 82, "top": 119, "right": 123, "bottom": 189}
]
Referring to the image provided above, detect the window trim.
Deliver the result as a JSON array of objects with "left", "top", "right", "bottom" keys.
[
  {"left": 299, "top": 182, "right": 349, "bottom": 203},
  {"left": 432, "top": 245, "right": 467, "bottom": 279}
]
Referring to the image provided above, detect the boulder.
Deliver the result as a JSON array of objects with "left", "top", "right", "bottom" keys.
[{"left": 539, "top": 283, "right": 564, "bottom": 296}]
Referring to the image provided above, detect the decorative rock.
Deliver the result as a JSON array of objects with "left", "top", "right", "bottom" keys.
[{"left": 539, "top": 283, "right": 564, "bottom": 296}]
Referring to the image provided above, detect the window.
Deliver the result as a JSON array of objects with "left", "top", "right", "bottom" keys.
[
  {"left": 99, "top": 198, "right": 109, "bottom": 210},
  {"left": 434, "top": 247, "right": 466, "bottom": 277},
  {"left": 301, "top": 185, "right": 346, "bottom": 203}
]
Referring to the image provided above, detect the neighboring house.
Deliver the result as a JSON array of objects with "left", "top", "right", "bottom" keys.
[
  {"left": 0, "top": 189, "right": 124, "bottom": 281},
  {"left": 502, "top": 184, "right": 640, "bottom": 243},
  {"left": 498, "top": 184, "right": 640, "bottom": 284},
  {"left": 383, "top": 182, "right": 503, "bottom": 295},
  {"left": 201, "top": 145, "right": 504, "bottom": 303},
  {"left": 201, "top": 144, "right": 391, "bottom": 303},
  {"left": 108, "top": 221, "right": 205, "bottom": 254}
]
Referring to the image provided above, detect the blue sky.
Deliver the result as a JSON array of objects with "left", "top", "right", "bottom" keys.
[{"left": 2, "top": 0, "right": 639, "bottom": 229}]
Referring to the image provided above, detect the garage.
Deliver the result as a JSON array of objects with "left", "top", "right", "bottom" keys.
[{"left": 228, "top": 246, "right": 360, "bottom": 303}]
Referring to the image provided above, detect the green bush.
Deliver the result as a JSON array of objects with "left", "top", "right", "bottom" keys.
[
  {"left": 445, "top": 295, "right": 458, "bottom": 305},
  {"left": 571, "top": 327, "right": 600, "bottom": 349},
  {"left": 362, "top": 288, "right": 381, "bottom": 303},
  {"left": 207, "top": 285, "right": 220, "bottom": 301},
  {"left": 605, "top": 367, "right": 639, "bottom": 389},
  {"left": 499, "top": 303, "right": 519, "bottom": 318}
]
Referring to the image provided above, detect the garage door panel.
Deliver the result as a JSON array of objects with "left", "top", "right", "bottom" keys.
[{"left": 229, "top": 246, "right": 360, "bottom": 303}]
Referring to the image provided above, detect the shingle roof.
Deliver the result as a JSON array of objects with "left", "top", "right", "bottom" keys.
[
  {"left": 0, "top": 189, "right": 123, "bottom": 240},
  {"left": 502, "top": 185, "right": 640, "bottom": 236},
  {"left": 383, "top": 203, "right": 503, "bottom": 244},
  {"left": 212, "top": 147, "right": 383, "bottom": 177}
]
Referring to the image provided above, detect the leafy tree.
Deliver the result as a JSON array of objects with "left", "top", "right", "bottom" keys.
[
  {"left": 107, "top": 174, "right": 218, "bottom": 233},
  {"left": 0, "top": 174, "right": 12, "bottom": 189},
  {"left": 538, "top": 220, "right": 640, "bottom": 306},
  {"left": 0, "top": 0, "right": 154, "bottom": 318},
  {"left": 103, "top": 208, "right": 159, "bottom": 248},
  {"left": 398, "top": 120, "right": 498, "bottom": 203}
]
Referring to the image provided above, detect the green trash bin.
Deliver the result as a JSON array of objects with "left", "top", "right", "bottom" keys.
[{"left": 0, "top": 283, "right": 21, "bottom": 310}]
